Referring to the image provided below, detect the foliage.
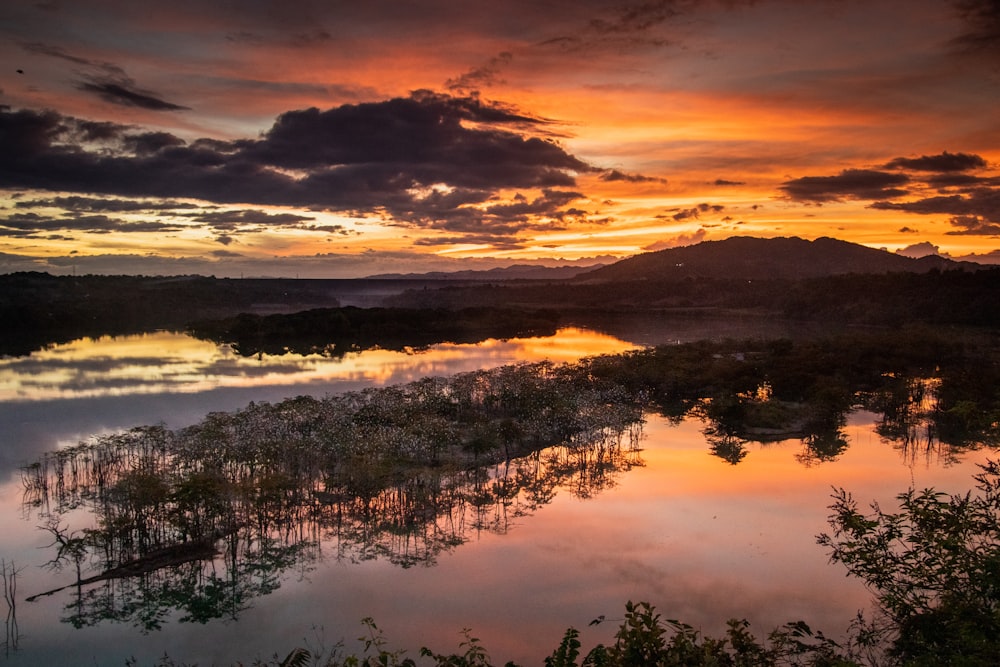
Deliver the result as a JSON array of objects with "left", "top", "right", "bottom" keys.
[
  {"left": 225, "top": 601, "right": 854, "bottom": 667},
  {"left": 818, "top": 460, "right": 1000, "bottom": 665}
]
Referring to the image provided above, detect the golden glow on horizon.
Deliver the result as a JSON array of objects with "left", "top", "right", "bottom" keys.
[{"left": 1, "top": 0, "right": 998, "bottom": 273}]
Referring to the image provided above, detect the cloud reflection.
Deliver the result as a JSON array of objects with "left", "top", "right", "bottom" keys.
[{"left": 0, "top": 328, "right": 639, "bottom": 402}]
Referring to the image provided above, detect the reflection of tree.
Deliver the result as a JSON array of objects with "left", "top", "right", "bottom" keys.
[
  {"left": 2, "top": 559, "right": 20, "bottom": 657},
  {"left": 22, "top": 362, "right": 644, "bottom": 630},
  {"left": 188, "top": 306, "right": 561, "bottom": 358},
  {"left": 705, "top": 430, "right": 749, "bottom": 465},
  {"left": 795, "top": 430, "right": 850, "bottom": 467}
]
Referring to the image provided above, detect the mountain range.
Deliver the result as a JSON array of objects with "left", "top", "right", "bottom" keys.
[
  {"left": 575, "top": 236, "right": 982, "bottom": 281},
  {"left": 371, "top": 236, "right": 980, "bottom": 282}
]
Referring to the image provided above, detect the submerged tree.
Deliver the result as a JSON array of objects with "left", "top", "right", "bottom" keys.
[{"left": 21, "top": 362, "right": 644, "bottom": 630}]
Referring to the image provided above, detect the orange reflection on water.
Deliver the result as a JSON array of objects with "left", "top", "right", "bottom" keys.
[{"left": 0, "top": 327, "right": 640, "bottom": 402}]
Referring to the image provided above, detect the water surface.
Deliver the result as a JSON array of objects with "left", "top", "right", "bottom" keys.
[{"left": 0, "top": 322, "right": 991, "bottom": 665}]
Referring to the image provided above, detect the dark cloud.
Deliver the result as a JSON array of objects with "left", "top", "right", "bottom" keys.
[
  {"left": 950, "top": 0, "right": 1000, "bottom": 52},
  {"left": 20, "top": 41, "right": 189, "bottom": 112},
  {"left": 927, "top": 173, "right": 992, "bottom": 189},
  {"left": 0, "top": 211, "right": 184, "bottom": 236},
  {"left": 14, "top": 195, "right": 198, "bottom": 212},
  {"left": 306, "top": 224, "right": 353, "bottom": 235},
  {"left": 946, "top": 215, "right": 1000, "bottom": 235},
  {"left": 713, "top": 178, "right": 745, "bottom": 186},
  {"left": 870, "top": 187, "right": 1000, "bottom": 224},
  {"left": 589, "top": 1, "right": 682, "bottom": 35},
  {"left": 124, "top": 131, "right": 187, "bottom": 155},
  {"left": 187, "top": 209, "right": 316, "bottom": 230},
  {"left": 0, "top": 93, "right": 597, "bottom": 240},
  {"left": 412, "top": 234, "right": 527, "bottom": 249},
  {"left": 600, "top": 169, "right": 666, "bottom": 183},
  {"left": 75, "top": 119, "right": 128, "bottom": 142},
  {"left": 668, "top": 202, "right": 724, "bottom": 221},
  {"left": 780, "top": 169, "right": 911, "bottom": 202},
  {"left": 446, "top": 52, "right": 513, "bottom": 93},
  {"left": 77, "top": 81, "right": 190, "bottom": 111},
  {"left": 883, "top": 151, "right": 988, "bottom": 172}
]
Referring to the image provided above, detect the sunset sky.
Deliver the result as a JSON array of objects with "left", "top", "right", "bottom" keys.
[{"left": 2, "top": 0, "right": 999, "bottom": 277}]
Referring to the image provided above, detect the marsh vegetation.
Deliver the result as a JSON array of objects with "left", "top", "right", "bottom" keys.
[{"left": 15, "top": 327, "right": 1000, "bottom": 664}]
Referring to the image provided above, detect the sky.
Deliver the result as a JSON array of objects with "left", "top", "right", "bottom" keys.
[{"left": 1, "top": 0, "right": 999, "bottom": 277}]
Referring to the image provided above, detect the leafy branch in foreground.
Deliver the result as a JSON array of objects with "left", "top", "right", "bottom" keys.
[
  {"left": 239, "top": 601, "right": 853, "bottom": 667},
  {"left": 818, "top": 460, "right": 1000, "bottom": 665}
]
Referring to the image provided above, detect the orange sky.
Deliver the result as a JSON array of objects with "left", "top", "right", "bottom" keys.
[{"left": 1, "top": 0, "right": 999, "bottom": 276}]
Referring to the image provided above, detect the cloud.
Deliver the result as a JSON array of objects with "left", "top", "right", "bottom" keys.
[
  {"left": 77, "top": 81, "right": 190, "bottom": 111},
  {"left": 124, "top": 131, "right": 187, "bottom": 154},
  {"left": 642, "top": 228, "right": 708, "bottom": 252},
  {"left": 665, "top": 203, "right": 724, "bottom": 221},
  {"left": 20, "top": 41, "right": 189, "bottom": 112},
  {"left": 870, "top": 187, "right": 1000, "bottom": 225},
  {"left": 713, "top": 179, "right": 745, "bottom": 186},
  {"left": 950, "top": 0, "right": 1000, "bottom": 53},
  {"left": 600, "top": 169, "right": 666, "bottom": 183},
  {"left": 780, "top": 169, "right": 911, "bottom": 202},
  {"left": 0, "top": 93, "right": 598, "bottom": 241},
  {"left": 15, "top": 196, "right": 198, "bottom": 212},
  {"left": 883, "top": 151, "right": 988, "bottom": 172},
  {"left": 896, "top": 241, "right": 945, "bottom": 258},
  {"left": 0, "top": 211, "right": 184, "bottom": 236},
  {"left": 589, "top": 1, "right": 683, "bottom": 35},
  {"left": 446, "top": 52, "right": 514, "bottom": 93},
  {"left": 946, "top": 215, "right": 1000, "bottom": 235},
  {"left": 953, "top": 248, "right": 1000, "bottom": 264},
  {"left": 187, "top": 209, "right": 316, "bottom": 230}
]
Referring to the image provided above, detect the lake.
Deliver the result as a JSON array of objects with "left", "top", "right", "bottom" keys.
[{"left": 0, "top": 320, "right": 993, "bottom": 665}]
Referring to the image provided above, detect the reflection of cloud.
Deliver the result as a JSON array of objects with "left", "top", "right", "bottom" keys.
[{"left": 0, "top": 328, "right": 638, "bottom": 402}]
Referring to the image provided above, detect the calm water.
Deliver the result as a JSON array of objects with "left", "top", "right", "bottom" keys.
[{"left": 0, "top": 322, "right": 992, "bottom": 665}]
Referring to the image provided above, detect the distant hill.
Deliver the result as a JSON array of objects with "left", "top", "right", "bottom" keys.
[
  {"left": 368, "top": 263, "right": 606, "bottom": 280},
  {"left": 577, "top": 236, "right": 978, "bottom": 282}
]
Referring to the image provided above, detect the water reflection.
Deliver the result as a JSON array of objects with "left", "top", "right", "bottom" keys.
[
  {"left": 6, "top": 328, "right": 1000, "bottom": 665},
  {"left": 0, "top": 328, "right": 639, "bottom": 402},
  {"left": 22, "top": 410, "right": 642, "bottom": 630}
]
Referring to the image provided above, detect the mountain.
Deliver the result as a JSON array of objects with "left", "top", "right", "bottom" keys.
[
  {"left": 576, "top": 236, "right": 978, "bottom": 282},
  {"left": 368, "top": 263, "right": 606, "bottom": 280}
]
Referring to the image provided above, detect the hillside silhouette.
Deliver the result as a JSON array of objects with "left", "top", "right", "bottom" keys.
[
  {"left": 577, "top": 236, "right": 973, "bottom": 282},
  {"left": 3, "top": 236, "right": 997, "bottom": 356}
]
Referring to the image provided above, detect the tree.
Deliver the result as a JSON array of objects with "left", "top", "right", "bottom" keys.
[{"left": 818, "top": 460, "right": 1000, "bottom": 665}]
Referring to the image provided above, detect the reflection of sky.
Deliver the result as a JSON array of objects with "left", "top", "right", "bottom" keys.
[
  {"left": 0, "top": 328, "right": 640, "bottom": 478},
  {"left": 2, "top": 326, "right": 994, "bottom": 667},
  {"left": 1, "top": 411, "right": 992, "bottom": 667},
  {"left": 0, "top": 328, "right": 638, "bottom": 402}
]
